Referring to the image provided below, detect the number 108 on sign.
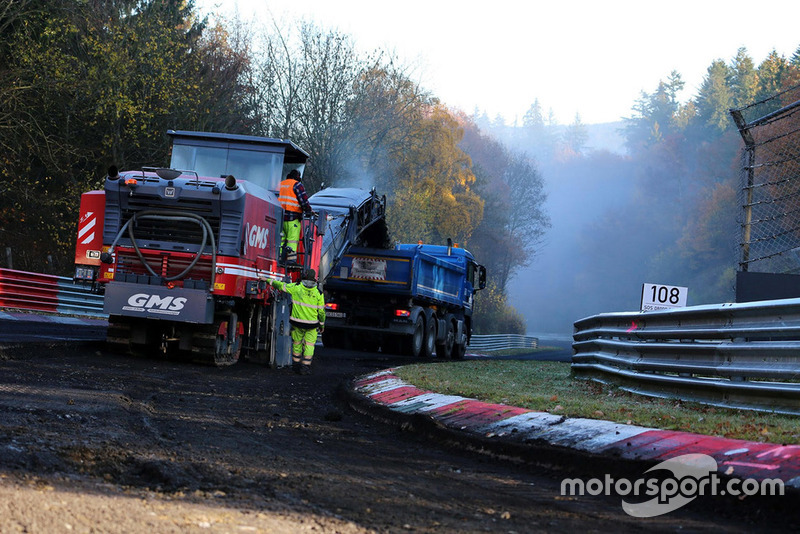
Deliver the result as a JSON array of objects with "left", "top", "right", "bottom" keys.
[{"left": 641, "top": 283, "right": 688, "bottom": 311}]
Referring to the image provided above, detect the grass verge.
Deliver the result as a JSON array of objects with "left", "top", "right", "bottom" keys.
[{"left": 393, "top": 360, "right": 800, "bottom": 445}]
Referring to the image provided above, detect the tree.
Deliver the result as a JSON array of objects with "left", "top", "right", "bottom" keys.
[
  {"left": 756, "top": 49, "right": 789, "bottom": 104},
  {"left": 695, "top": 59, "right": 733, "bottom": 134},
  {"left": 0, "top": 0, "right": 252, "bottom": 272},
  {"left": 493, "top": 153, "right": 548, "bottom": 290},
  {"left": 729, "top": 47, "right": 758, "bottom": 108},
  {"left": 293, "top": 24, "right": 361, "bottom": 192},
  {"left": 388, "top": 105, "right": 484, "bottom": 246},
  {"left": 457, "top": 112, "right": 549, "bottom": 293},
  {"left": 520, "top": 98, "right": 556, "bottom": 161},
  {"left": 345, "top": 60, "right": 431, "bottom": 193},
  {"left": 522, "top": 99, "right": 544, "bottom": 129},
  {"left": 562, "top": 112, "right": 589, "bottom": 156},
  {"left": 623, "top": 71, "right": 686, "bottom": 149}
]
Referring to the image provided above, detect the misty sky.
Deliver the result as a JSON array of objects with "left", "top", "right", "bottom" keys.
[{"left": 197, "top": 0, "right": 800, "bottom": 125}]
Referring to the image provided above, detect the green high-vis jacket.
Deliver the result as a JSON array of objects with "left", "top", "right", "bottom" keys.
[{"left": 271, "top": 280, "right": 325, "bottom": 328}]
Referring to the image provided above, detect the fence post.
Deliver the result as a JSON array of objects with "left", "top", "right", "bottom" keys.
[{"left": 730, "top": 108, "right": 754, "bottom": 272}]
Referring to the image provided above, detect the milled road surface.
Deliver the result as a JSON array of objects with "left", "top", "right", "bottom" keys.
[{"left": 0, "top": 339, "right": 793, "bottom": 533}]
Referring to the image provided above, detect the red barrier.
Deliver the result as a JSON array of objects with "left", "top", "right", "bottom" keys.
[{"left": 0, "top": 268, "right": 60, "bottom": 313}]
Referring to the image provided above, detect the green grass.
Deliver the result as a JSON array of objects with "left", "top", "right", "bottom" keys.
[
  {"left": 394, "top": 360, "right": 800, "bottom": 444},
  {"left": 471, "top": 347, "right": 557, "bottom": 357}
]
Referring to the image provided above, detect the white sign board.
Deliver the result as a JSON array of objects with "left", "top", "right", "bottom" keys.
[
  {"left": 350, "top": 257, "right": 387, "bottom": 281},
  {"left": 641, "top": 283, "right": 688, "bottom": 311}
]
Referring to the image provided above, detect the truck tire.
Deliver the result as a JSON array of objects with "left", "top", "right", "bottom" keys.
[
  {"left": 435, "top": 315, "right": 455, "bottom": 359},
  {"left": 421, "top": 311, "right": 436, "bottom": 358},
  {"left": 404, "top": 314, "right": 425, "bottom": 358},
  {"left": 451, "top": 339, "right": 466, "bottom": 360}
]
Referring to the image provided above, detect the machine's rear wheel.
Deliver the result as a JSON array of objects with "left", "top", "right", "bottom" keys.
[{"left": 191, "top": 312, "right": 241, "bottom": 366}]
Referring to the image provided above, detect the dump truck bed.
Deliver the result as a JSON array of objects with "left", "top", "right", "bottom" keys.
[{"left": 325, "top": 244, "right": 471, "bottom": 308}]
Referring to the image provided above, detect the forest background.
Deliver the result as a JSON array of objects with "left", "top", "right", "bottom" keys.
[{"left": 1, "top": 0, "right": 799, "bottom": 334}]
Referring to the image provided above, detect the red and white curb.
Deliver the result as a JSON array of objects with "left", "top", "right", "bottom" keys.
[{"left": 352, "top": 369, "right": 800, "bottom": 488}]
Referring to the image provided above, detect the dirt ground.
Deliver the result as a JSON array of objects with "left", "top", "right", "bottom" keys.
[{"left": 0, "top": 340, "right": 794, "bottom": 533}]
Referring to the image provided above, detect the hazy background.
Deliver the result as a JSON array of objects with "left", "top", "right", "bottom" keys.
[{"left": 192, "top": 1, "right": 800, "bottom": 335}]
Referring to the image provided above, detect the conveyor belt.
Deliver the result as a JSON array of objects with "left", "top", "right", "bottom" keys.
[{"left": 309, "top": 187, "right": 389, "bottom": 284}]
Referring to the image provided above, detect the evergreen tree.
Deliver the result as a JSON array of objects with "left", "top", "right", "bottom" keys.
[
  {"left": 522, "top": 99, "right": 544, "bottom": 128},
  {"left": 563, "top": 113, "right": 589, "bottom": 155},
  {"left": 792, "top": 45, "right": 800, "bottom": 66},
  {"left": 622, "top": 71, "right": 685, "bottom": 149},
  {"left": 694, "top": 59, "right": 733, "bottom": 133},
  {"left": 729, "top": 47, "right": 758, "bottom": 108},
  {"left": 755, "top": 50, "right": 789, "bottom": 104}
]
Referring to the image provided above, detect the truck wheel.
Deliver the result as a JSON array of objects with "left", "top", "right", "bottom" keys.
[
  {"left": 451, "top": 340, "right": 466, "bottom": 360},
  {"left": 404, "top": 315, "right": 425, "bottom": 358},
  {"left": 421, "top": 313, "right": 436, "bottom": 358},
  {"left": 435, "top": 316, "right": 455, "bottom": 359}
]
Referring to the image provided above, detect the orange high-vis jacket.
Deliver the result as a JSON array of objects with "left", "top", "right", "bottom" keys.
[{"left": 278, "top": 179, "right": 303, "bottom": 213}]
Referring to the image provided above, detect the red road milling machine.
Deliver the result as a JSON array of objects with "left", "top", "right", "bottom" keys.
[{"left": 73, "top": 130, "right": 329, "bottom": 366}]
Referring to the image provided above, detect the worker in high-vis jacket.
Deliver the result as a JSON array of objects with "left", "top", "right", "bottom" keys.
[
  {"left": 277, "top": 169, "right": 313, "bottom": 263},
  {"left": 270, "top": 269, "right": 325, "bottom": 374}
]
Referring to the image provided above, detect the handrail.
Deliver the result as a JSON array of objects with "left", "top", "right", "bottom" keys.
[
  {"left": 572, "top": 297, "right": 800, "bottom": 414},
  {"left": 468, "top": 334, "right": 538, "bottom": 351},
  {"left": 0, "top": 268, "right": 106, "bottom": 317}
]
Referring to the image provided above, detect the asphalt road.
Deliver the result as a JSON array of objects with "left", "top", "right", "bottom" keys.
[{"left": 0, "top": 315, "right": 792, "bottom": 532}]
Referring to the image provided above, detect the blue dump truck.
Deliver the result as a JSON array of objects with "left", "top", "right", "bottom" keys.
[{"left": 321, "top": 241, "right": 487, "bottom": 359}]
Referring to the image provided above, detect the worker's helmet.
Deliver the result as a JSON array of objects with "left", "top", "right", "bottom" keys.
[{"left": 302, "top": 268, "right": 317, "bottom": 281}]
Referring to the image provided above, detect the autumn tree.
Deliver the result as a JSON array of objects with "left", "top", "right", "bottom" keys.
[
  {"left": 346, "top": 61, "right": 433, "bottom": 192},
  {"left": 388, "top": 105, "right": 484, "bottom": 246}
]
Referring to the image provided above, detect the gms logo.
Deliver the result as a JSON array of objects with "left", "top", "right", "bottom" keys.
[
  {"left": 247, "top": 223, "right": 270, "bottom": 250},
  {"left": 123, "top": 293, "right": 187, "bottom": 315}
]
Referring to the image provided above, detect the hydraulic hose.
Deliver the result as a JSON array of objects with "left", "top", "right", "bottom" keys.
[{"left": 116, "top": 210, "right": 218, "bottom": 288}]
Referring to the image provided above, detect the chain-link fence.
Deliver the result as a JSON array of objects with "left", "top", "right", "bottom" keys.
[{"left": 731, "top": 83, "right": 800, "bottom": 274}]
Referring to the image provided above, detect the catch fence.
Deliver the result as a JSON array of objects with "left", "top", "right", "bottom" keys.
[{"left": 731, "top": 83, "right": 800, "bottom": 274}]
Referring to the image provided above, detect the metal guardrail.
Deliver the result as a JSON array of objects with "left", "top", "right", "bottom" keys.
[
  {"left": 572, "top": 298, "right": 800, "bottom": 414},
  {"left": 468, "top": 334, "right": 538, "bottom": 351},
  {"left": 0, "top": 268, "right": 106, "bottom": 317},
  {"left": 0, "top": 268, "right": 537, "bottom": 351}
]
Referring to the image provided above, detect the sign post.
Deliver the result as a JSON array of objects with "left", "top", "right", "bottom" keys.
[{"left": 641, "top": 283, "right": 688, "bottom": 311}]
